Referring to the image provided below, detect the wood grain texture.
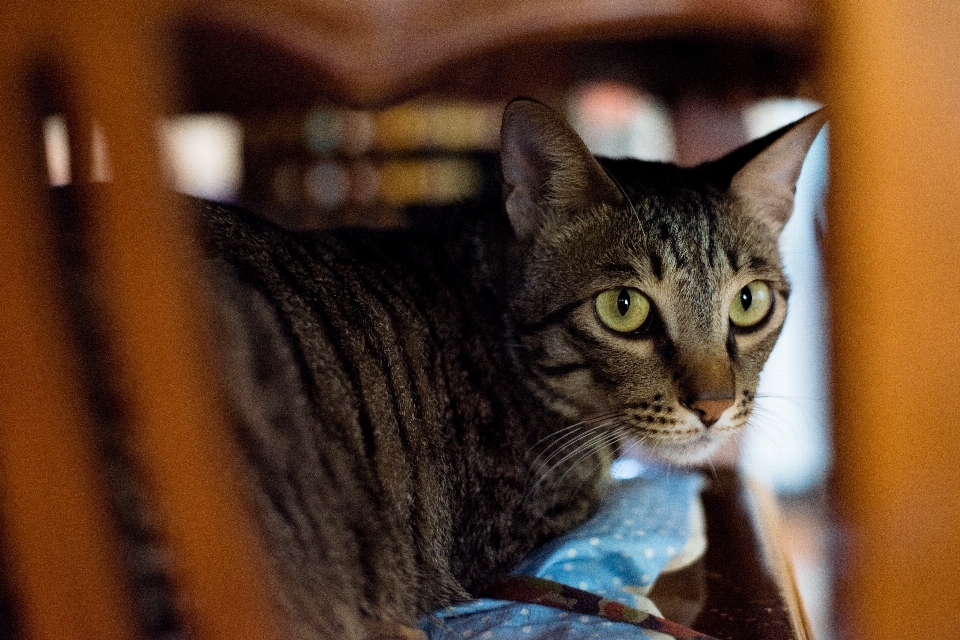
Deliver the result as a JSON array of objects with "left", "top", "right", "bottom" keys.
[
  {"left": 0, "top": 2, "right": 281, "bottom": 639},
  {"left": 58, "top": 5, "right": 283, "bottom": 640},
  {"left": 0, "top": 6, "right": 139, "bottom": 639},
  {"left": 826, "top": 0, "right": 960, "bottom": 637}
]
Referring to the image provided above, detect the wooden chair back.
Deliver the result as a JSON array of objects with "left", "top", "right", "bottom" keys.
[
  {"left": 6, "top": 1, "right": 954, "bottom": 639},
  {"left": 0, "top": 2, "right": 279, "bottom": 639}
]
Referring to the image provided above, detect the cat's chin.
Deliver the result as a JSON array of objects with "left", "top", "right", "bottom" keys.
[{"left": 641, "top": 434, "right": 727, "bottom": 466}]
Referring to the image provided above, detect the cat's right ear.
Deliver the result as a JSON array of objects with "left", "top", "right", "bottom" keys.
[
  {"left": 702, "top": 109, "right": 827, "bottom": 236},
  {"left": 500, "top": 98, "right": 624, "bottom": 242}
]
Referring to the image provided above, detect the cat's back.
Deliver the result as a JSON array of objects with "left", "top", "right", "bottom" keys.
[
  {"left": 203, "top": 201, "right": 476, "bottom": 631},
  {"left": 200, "top": 197, "right": 603, "bottom": 633}
]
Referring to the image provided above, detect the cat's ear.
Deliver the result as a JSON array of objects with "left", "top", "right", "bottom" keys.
[
  {"left": 702, "top": 109, "right": 827, "bottom": 235},
  {"left": 500, "top": 98, "right": 625, "bottom": 241}
]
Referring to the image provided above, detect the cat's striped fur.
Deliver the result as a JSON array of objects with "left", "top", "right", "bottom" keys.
[{"left": 205, "top": 99, "right": 825, "bottom": 639}]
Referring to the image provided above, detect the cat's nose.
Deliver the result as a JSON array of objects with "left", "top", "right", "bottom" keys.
[
  {"left": 677, "top": 354, "right": 735, "bottom": 426},
  {"left": 686, "top": 397, "right": 735, "bottom": 427}
]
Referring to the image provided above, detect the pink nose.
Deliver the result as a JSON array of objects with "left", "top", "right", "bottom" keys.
[{"left": 689, "top": 397, "right": 735, "bottom": 426}]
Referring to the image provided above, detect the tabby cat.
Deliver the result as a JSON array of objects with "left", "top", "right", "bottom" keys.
[{"left": 205, "top": 98, "right": 825, "bottom": 639}]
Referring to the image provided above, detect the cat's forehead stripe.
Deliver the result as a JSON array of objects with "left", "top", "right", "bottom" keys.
[
  {"left": 649, "top": 251, "right": 663, "bottom": 280},
  {"left": 748, "top": 256, "right": 769, "bottom": 270},
  {"left": 724, "top": 250, "right": 772, "bottom": 274},
  {"left": 625, "top": 193, "right": 780, "bottom": 287},
  {"left": 603, "top": 263, "right": 642, "bottom": 278},
  {"left": 724, "top": 248, "right": 741, "bottom": 271},
  {"left": 599, "top": 261, "right": 665, "bottom": 284},
  {"left": 637, "top": 192, "right": 729, "bottom": 274}
]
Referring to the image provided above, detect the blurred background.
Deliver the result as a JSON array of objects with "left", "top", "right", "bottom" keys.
[
  {"left": 13, "top": 1, "right": 960, "bottom": 639},
  {"left": 38, "top": 16, "right": 834, "bottom": 638}
]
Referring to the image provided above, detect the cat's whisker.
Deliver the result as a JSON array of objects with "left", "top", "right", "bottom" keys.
[
  {"left": 528, "top": 426, "right": 605, "bottom": 488},
  {"left": 745, "top": 405, "right": 785, "bottom": 430},
  {"left": 752, "top": 400, "right": 826, "bottom": 437},
  {"left": 754, "top": 397, "right": 828, "bottom": 436},
  {"left": 531, "top": 410, "right": 624, "bottom": 448},
  {"left": 741, "top": 416, "right": 804, "bottom": 465},
  {"left": 530, "top": 411, "right": 625, "bottom": 466},
  {"left": 570, "top": 429, "right": 627, "bottom": 497},
  {"left": 603, "top": 166, "right": 642, "bottom": 230},
  {"left": 537, "top": 435, "right": 617, "bottom": 501},
  {"left": 753, "top": 392, "right": 824, "bottom": 402},
  {"left": 746, "top": 406, "right": 799, "bottom": 443},
  {"left": 530, "top": 421, "right": 590, "bottom": 449},
  {"left": 753, "top": 394, "right": 821, "bottom": 418},
  {"left": 534, "top": 428, "right": 619, "bottom": 490},
  {"left": 527, "top": 429, "right": 612, "bottom": 499},
  {"left": 529, "top": 424, "right": 620, "bottom": 486},
  {"left": 533, "top": 420, "right": 607, "bottom": 458},
  {"left": 619, "top": 429, "right": 656, "bottom": 462},
  {"left": 731, "top": 426, "right": 759, "bottom": 469},
  {"left": 583, "top": 410, "right": 627, "bottom": 423}
]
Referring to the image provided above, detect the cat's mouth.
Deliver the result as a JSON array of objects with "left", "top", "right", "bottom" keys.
[
  {"left": 618, "top": 401, "right": 738, "bottom": 465},
  {"left": 631, "top": 419, "right": 736, "bottom": 465},
  {"left": 644, "top": 435, "right": 724, "bottom": 465}
]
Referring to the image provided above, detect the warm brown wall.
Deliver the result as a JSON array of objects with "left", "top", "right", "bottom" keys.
[
  {"left": 0, "top": 3, "right": 281, "bottom": 640},
  {"left": 827, "top": 1, "right": 960, "bottom": 637}
]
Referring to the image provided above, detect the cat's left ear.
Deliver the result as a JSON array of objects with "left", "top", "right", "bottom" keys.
[
  {"left": 702, "top": 109, "right": 827, "bottom": 235},
  {"left": 500, "top": 98, "right": 625, "bottom": 242}
]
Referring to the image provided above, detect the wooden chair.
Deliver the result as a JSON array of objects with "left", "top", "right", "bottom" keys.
[
  {"left": 827, "top": 2, "right": 960, "bottom": 637},
  {"left": 3, "top": 1, "right": 953, "bottom": 639},
  {"left": 0, "top": 2, "right": 280, "bottom": 639}
]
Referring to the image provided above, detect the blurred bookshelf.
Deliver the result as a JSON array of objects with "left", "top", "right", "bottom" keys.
[
  {"left": 235, "top": 84, "right": 691, "bottom": 230},
  {"left": 239, "top": 101, "right": 503, "bottom": 229}
]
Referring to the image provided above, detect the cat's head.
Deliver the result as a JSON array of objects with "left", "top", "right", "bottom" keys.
[{"left": 500, "top": 98, "right": 825, "bottom": 465}]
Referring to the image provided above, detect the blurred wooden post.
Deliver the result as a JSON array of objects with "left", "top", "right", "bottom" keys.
[
  {"left": 826, "top": 1, "right": 960, "bottom": 637},
  {"left": 0, "top": 2, "right": 282, "bottom": 639},
  {"left": 0, "top": 6, "right": 142, "bottom": 640},
  {"left": 61, "top": 4, "right": 283, "bottom": 640}
]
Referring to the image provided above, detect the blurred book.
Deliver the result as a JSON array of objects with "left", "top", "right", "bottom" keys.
[{"left": 241, "top": 100, "right": 501, "bottom": 229}]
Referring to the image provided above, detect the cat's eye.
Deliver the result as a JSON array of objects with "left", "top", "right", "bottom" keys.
[
  {"left": 729, "top": 281, "right": 772, "bottom": 328},
  {"left": 595, "top": 287, "right": 651, "bottom": 334}
]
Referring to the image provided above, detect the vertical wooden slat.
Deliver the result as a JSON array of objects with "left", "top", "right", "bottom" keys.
[
  {"left": 0, "top": 1, "right": 282, "bottom": 638},
  {"left": 55, "top": 3, "right": 283, "bottom": 640},
  {"left": 0, "top": 9, "right": 141, "bottom": 640},
  {"left": 826, "top": 1, "right": 960, "bottom": 637}
]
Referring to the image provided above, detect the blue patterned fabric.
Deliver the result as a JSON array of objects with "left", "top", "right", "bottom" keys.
[{"left": 419, "top": 467, "right": 705, "bottom": 640}]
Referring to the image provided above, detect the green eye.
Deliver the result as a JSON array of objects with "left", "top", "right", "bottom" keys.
[
  {"left": 595, "top": 287, "right": 651, "bottom": 333},
  {"left": 729, "top": 281, "right": 772, "bottom": 327}
]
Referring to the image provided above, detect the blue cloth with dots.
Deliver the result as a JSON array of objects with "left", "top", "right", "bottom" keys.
[{"left": 418, "top": 467, "right": 705, "bottom": 640}]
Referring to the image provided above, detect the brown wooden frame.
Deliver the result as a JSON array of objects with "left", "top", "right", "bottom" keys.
[{"left": 0, "top": 1, "right": 849, "bottom": 638}]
